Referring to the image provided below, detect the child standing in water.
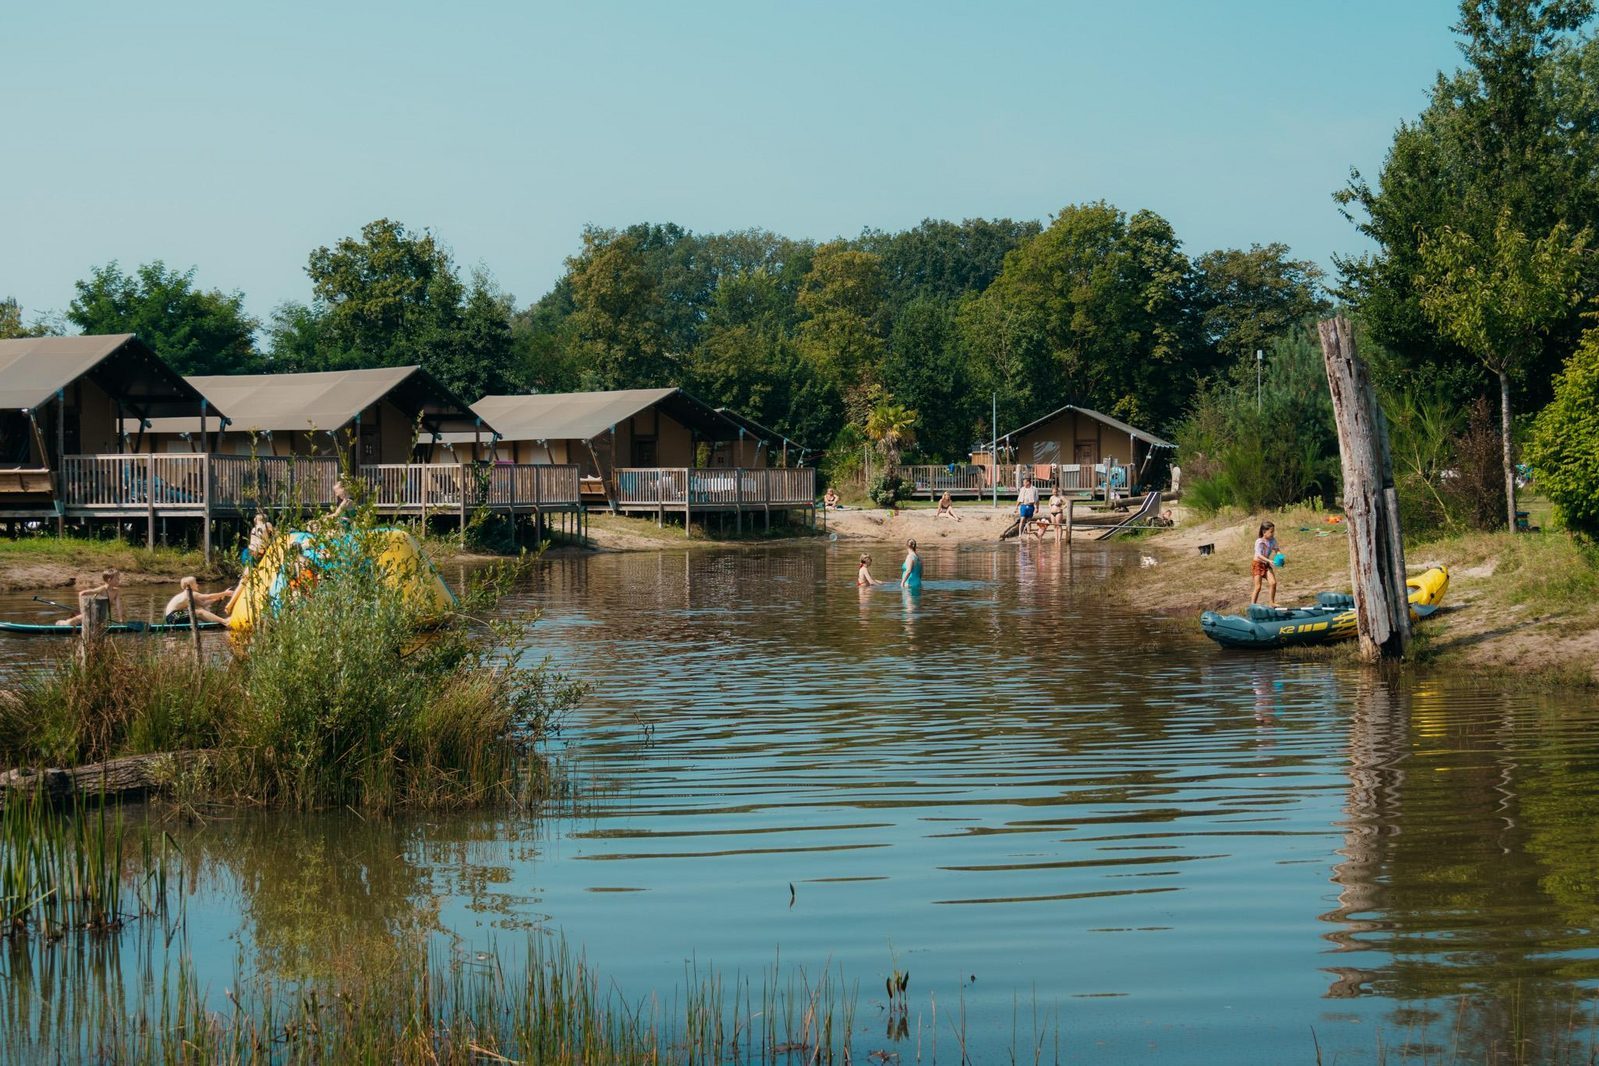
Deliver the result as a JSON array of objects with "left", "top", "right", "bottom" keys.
[
  {"left": 1251, "top": 521, "right": 1280, "bottom": 607},
  {"left": 856, "top": 554, "right": 880, "bottom": 586},
  {"left": 901, "top": 539, "right": 922, "bottom": 589}
]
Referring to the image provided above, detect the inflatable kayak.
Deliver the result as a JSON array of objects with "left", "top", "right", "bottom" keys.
[
  {"left": 0, "top": 620, "right": 225, "bottom": 636},
  {"left": 225, "top": 527, "right": 455, "bottom": 633},
  {"left": 1199, "top": 566, "right": 1449, "bottom": 650}
]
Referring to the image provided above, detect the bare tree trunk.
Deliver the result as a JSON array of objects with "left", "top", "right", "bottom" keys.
[
  {"left": 1320, "top": 316, "right": 1410, "bottom": 662},
  {"left": 1499, "top": 369, "right": 1518, "bottom": 533}
]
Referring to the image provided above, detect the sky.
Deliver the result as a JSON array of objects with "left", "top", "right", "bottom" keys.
[{"left": 3, "top": 0, "right": 1465, "bottom": 329}]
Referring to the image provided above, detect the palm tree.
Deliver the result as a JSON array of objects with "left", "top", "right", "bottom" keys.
[{"left": 866, "top": 401, "right": 918, "bottom": 476}]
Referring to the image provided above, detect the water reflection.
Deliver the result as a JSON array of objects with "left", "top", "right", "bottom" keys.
[{"left": 5, "top": 543, "right": 1599, "bottom": 1062}]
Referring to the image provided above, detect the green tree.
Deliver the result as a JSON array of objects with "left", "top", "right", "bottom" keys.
[
  {"left": 67, "top": 261, "right": 259, "bottom": 374},
  {"left": 565, "top": 225, "right": 675, "bottom": 389},
  {"left": 795, "top": 242, "right": 888, "bottom": 409},
  {"left": 881, "top": 295, "right": 974, "bottom": 460},
  {"left": 1415, "top": 211, "right": 1589, "bottom": 530},
  {"left": 861, "top": 217, "right": 1041, "bottom": 306},
  {"left": 865, "top": 400, "right": 917, "bottom": 474},
  {"left": 1336, "top": 0, "right": 1599, "bottom": 402},
  {"left": 0, "top": 297, "right": 53, "bottom": 339},
  {"left": 1193, "top": 244, "right": 1329, "bottom": 363},
  {"left": 304, "top": 219, "right": 465, "bottom": 373},
  {"left": 961, "top": 202, "right": 1199, "bottom": 432},
  {"left": 1527, "top": 329, "right": 1599, "bottom": 537}
]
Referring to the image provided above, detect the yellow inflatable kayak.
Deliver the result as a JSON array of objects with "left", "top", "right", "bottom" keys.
[{"left": 225, "top": 528, "right": 455, "bottom": 633}]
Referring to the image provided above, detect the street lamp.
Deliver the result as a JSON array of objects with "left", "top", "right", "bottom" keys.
[{"left": 1256, "top": 349, "right": 1264, "bottom": 411}]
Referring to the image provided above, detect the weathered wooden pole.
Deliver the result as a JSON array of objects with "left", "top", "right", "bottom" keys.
[
  {"left": 1319, "top": 316, "right": 1410, "bottom": 661},
  {"left": 185, "top": 587, "right": 201, "bottom": 660},
  {"left": 79, "top": 595, "right": 109, "bottom": 647}
]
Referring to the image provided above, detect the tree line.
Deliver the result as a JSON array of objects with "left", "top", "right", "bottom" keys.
[{"left": 2, "top": 214, "right": 1325, "bottom": 472}]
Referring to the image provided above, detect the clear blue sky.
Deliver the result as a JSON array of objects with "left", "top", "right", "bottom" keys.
[{"left": 3, "top": 0, "right": 1464, "bottom": 328}]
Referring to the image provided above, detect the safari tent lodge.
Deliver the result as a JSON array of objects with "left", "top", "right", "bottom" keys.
[{"left": 433, "top": 387, "right": 816, "bottom": 528}]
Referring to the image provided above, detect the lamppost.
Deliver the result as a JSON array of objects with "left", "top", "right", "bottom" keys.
[{"left": 1256, "top": 349, "right": 1264, "bottom": 411}]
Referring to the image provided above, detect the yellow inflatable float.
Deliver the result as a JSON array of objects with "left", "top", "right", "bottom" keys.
[{"left": 225, "top": 528, "right": 455, "bottom": 633}]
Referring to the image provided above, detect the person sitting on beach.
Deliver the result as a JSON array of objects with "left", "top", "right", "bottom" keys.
[
  {"left": 163, "top": 576, "right": 235, "bottom": 626},
  {"left": 934, "top": 491, "right": 960, "bottom": 521},
  {"left": 1251, "top": 521, "right": 1280, "bottom": 608},
  {"left": 56, "top": 568, "right": 124, "bottom": 626},
  {"left": 856, "top": 554, "right": 880, "bottom": 587},
  {"left": 824, "top": 487, "right": 841, "bottom": 510},
  {"left": 1016, "top": 477, "right": 1039, "bottom": 535}
]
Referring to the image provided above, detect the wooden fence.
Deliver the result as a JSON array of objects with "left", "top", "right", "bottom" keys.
[
  {"left": 902, "top": 462, "right": 1130, "bottom": 498},
  {"left": 614, "top": 467, "right": 815, "bottom": 509},
  {"left": 57, "top": 455, "right": 581, "bottom": 514}
]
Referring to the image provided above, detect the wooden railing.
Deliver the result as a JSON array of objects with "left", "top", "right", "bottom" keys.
[
  {"left": 57, "top": 455, "right": 580, "bottom": 512},
  {"left": 906, "top": 462, "right": 1131, "bottom": 497},
  {"left": 615, "top": 467, "right": 815, "bottom": 508},
  {"left": 211, "top": 455, "right": 341, "bottom": 511},
  {"left": 60, "top": 455, "right": 208, "bottom": 509}
]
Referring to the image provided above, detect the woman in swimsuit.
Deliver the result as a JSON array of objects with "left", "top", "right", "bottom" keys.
[
  {"left": 934, "top": 492, "right": 960, "bottom": 520},
  {"left": 901, "top": 539, "right": 922, "bottom": 589},
  {"left": 1047, "top": 490, "right": 1066, "bottom": 542},
  {"left": 857, "top": 554, "right": 880, "bottom": 586}
]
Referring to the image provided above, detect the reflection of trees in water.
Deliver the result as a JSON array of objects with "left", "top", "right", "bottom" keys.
[
  {"left": 177, "top": 812, "right": 543, "bottom": 982},
  {"left": 1324, "top": 674, "right": 1599, "bottom": 1060}
]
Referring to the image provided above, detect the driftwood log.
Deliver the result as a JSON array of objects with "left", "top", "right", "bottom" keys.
[
  {"left": 1319, "top": 316, "right": 1410, "bottom": 662},
  {"left": 0, "top": 750, "right": 215, "bottom": 802}
]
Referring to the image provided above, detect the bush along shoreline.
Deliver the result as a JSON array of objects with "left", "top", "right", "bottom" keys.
[{"left": 0, "top": 524, "right": 583, "bottom": 813}]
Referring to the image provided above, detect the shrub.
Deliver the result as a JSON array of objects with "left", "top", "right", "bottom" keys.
[
  {"left": 1174, "top": 327, "right": 1338, "bottom": 511},
  {"left": 1441, "top": 397, "right": 1509, "bottom": 531},
  {"left": 1528, "top": 333, "right": 1599, "bottom": 539},
  {"left": 867, "top": 472, "right": 909, "bottom": 509},
  {"left": 1, "top": 531, "right": 582, "bottom": 812}
]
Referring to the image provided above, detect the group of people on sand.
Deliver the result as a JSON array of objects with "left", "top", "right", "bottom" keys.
[{"left": 855, "top": 540, "right": 922, "bottom": 589}]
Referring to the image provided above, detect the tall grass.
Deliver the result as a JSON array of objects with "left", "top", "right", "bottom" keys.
[
  {"left": 0, "top": 935, "right": 884, "bottom": 1065},
  {"left": 0, "top": 531, "right": 582, "bottom": 812},
  {"left": 0, "top": 790, "right": 177, "bottom": 940}
]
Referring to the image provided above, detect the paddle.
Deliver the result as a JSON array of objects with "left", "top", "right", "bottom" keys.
[{"left": 31, "top": 595, "right": 150, "bottom": 632}]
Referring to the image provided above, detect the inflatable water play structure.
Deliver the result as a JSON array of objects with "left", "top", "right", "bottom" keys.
[
  {"left": 224, "top": 528, "right": 455, "bottom": 633},
  {"left": 1199, "top": 566, "right": 1450, "bottom": 650}
]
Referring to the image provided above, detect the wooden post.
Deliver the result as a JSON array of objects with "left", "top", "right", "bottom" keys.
[
  {"left": 1319, "top": 316, "right": 1409, "bottom": 662},
  {"left": 80, "top": 594, "right": 109, "bottom": 647},
  {"left": 185, "top": 587, "right": 201, "bottom": 660}
]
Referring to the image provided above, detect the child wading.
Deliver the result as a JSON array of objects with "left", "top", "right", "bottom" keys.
[{"left": 1251, "top": 521, "right": 1279, "bottom": 607}]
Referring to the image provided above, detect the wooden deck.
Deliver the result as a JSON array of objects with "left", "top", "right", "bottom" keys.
[
  {"left": 903, "top": 462, "right": 1132, "bottom": 499},
  {"left": 613, "top": 467, "right": 816, "bottom": 529},
  {"left": 0, "top": 454, "right": 588, "bottom": 557},
  {"left": 46, "top": 454, "right": 584, "bottom": 517}
]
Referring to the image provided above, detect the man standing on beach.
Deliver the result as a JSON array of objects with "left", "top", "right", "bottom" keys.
[{"left": 1017, "top": 477, "right": 1039, "bottom": 536}]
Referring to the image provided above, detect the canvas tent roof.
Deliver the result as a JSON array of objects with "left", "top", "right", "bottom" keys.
[
  {"left": 0, "top": 334, "right": 206, "bottom": 417},
  {"left": 715, "top": 407, "right": 811, "bottom": 455},
  {"left": 129, "top": 366, "right": 487, "bottom": 436},
  {"left": 443, "top": 387, "right": 741, "bottom": 444},
  {"left": 1002, "top": 404, "right": 1175, "bottom": 449}
]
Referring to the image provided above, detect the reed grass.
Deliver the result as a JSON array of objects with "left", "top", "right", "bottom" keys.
[
  {"left": 0, "top": 531, "right": 582, "bottom": 812},
  {"left": 0, "top": 790, "right": 177, "bottom": 941},
  {"left": 0, "top": 935, "right": 882, "bottom": 1065}
]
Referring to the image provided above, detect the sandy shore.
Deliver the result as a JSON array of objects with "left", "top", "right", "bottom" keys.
[{"left": 1123, "top": 507, "right": 1599, "bottom": 686}]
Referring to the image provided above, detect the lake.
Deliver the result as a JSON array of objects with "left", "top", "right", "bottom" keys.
[{"left": 5, "top": 541, "right": 1599, "bottom": 1064}]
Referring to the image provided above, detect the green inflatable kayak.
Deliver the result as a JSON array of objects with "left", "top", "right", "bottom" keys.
[
  {"left": 1199, "top": 566, "right": 1450, "bottom": 650},
  {"left": 0, "top": 620, "right": 226, "bottom": 636}
]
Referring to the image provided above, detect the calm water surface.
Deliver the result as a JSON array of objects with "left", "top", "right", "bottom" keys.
[{"left": 7, "top": 542, "right": 1599, "bottom": 1063}]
